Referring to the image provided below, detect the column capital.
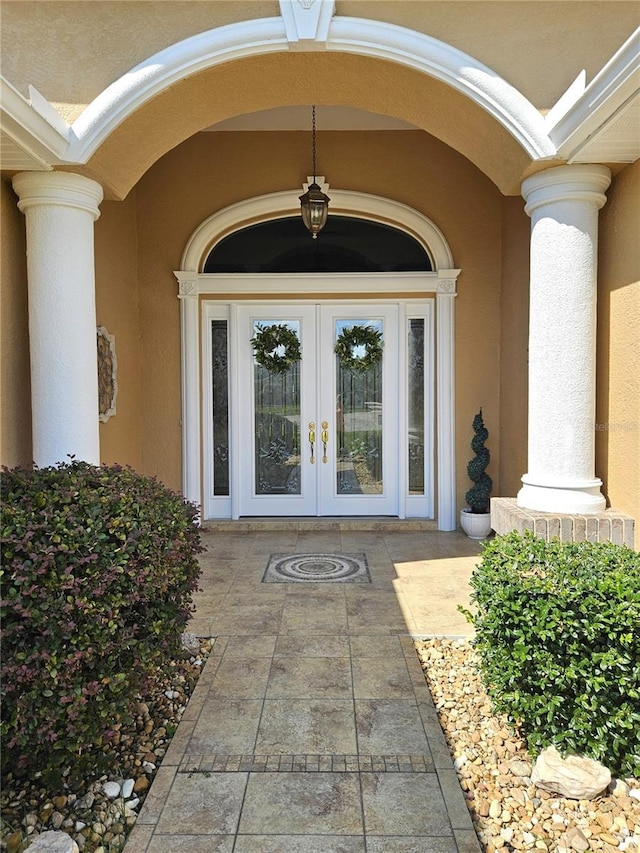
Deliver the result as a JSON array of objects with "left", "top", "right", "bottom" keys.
[
  {"left": 12, "top": 171, "right": 103, "bottom": 220},
  {"left": 521, "top": 164, "right": 611, "bottom": 216}
]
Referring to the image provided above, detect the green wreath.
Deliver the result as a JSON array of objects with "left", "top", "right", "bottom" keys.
[
  {"left": 334, "top": 325, "right": 383, "bottom": 373},
  {"left": 250, "top": 323, "right": 302, "bottom": 374}
]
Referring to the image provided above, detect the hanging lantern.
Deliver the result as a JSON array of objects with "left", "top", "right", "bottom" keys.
[{"left": 299, "top": 105, "right": 330, "bottom": 239}]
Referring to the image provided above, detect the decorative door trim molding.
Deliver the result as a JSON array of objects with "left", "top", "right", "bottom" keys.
[
  {"left": 179, "top": 186, "right": 454, "bottom": 273},
  {"left": 175, "top": 193, "right": 459, "bottom": 530}
]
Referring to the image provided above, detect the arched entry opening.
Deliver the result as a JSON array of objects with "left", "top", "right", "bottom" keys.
[{"left": 175, "top": 189, "right": 460, "bottom": 530}]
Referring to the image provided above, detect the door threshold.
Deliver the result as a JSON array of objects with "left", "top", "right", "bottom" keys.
[{"left": 203, "top": 517, "right": 438, "bottom": 532}]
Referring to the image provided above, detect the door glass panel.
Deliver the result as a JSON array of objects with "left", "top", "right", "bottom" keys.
[
  {"left": 212, "top": 320, "right": 229, "bottom": 496},
  {"left": 407, "top": 319, "right": 425, "bottom": 495},
  {"left": 335, "top": 319, "right": 383, "bottom": 495},
  {"left": 253, "top": 320, "right": 302, "bottom": 495}
]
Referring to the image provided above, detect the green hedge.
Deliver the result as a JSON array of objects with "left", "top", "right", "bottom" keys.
[
  {"left": 462, "top": 530, "right": 640, "bottom": 777},
  {"left": 0, "top": 462, "right": 202, "bottom": 782}
]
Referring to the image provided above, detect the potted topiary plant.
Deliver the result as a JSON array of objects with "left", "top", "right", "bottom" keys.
[{"left": 460, "top": 408, "right": 493, "bottom": 539}]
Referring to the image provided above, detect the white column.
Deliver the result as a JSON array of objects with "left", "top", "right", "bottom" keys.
[
  {"left": 174, "top": 273, "right": 201, "bottom": 508},
  {"left": 12, "top": 171, "right": 103, "bottom": 467},
  {"left": 518, "top": 164, "right": 611, "bottom": 514},
  {"left": 436, "top": 270, "right": 460, "bottom": 530}
]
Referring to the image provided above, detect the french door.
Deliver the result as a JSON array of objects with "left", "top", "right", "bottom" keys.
[{"left": 236, "top": 303, "right": 399, "bottom": 516}]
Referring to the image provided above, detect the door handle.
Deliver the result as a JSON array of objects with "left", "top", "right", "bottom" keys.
[
  {"left": 308, "top": 422, "right": 316, "bottom": 464},
  {"left": 321, "top": 421, "right": 329, "bottom": 464}
]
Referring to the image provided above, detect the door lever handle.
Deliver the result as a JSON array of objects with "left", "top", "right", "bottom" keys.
[
  {"left": 308, "top": 422, "right": 316, "bottom": 464},
  {"left": 321, "top": 421, "right": 329, "bottom": 464}
]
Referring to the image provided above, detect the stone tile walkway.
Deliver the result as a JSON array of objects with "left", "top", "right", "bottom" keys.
[{"left": 124, "top": 524, "right": 483, "bottom": 852}]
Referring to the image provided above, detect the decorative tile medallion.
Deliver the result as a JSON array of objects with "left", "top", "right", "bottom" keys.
[{"left": 263, "top": 553, "right": 370, "bottom": 583}]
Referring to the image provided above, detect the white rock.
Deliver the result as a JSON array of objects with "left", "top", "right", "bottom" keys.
[
  {"left": 510, "top": 759, "right": 533, "bottom": 777},
  {"left": 454, "top": 754, "right": 467, "bottom": 770},
  {"left": 75, "top": 793, "right": 94, "bottom": 810},
  {"left": 531, "top": 746, "right": 611, "bottom": 800},
  {"left": 629, "top": 788, "right": 640, "bottom": 802},
  {"left": 102, "top": 781, "right": 121, "bottom": 799},
  {"left": 25, "top": 831, "right": 79, "bottom": 853},
  {"left": 125, "top": 797, "right": 140, "bottom": 811},
  {"left": 565, "top": 826, "right": 590, "bottom": 851},
  {"left": 121, "top": 778, "right": 135, "bottom": 799},
  {"left": 143, "top": 761, "right": 156, "bottom": 773},
  {"left": 610, "top": 778, "right": 630, "bottom": 797}
]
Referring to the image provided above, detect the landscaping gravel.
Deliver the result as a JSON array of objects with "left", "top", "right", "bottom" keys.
[
  {"left": 3, "top": 636, "right": 638, "bottom": 853},
  {"left": 416, "top": 638, "right": 640, "bottom": 853},
  {"left": 0, "top": 640, "right": 213, "bottom": 853}
]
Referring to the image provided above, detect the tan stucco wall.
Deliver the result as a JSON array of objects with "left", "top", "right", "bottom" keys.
[
  {"left": 130, "top": 129, "right": 505, "bottom": 508},
  {"left": 0, "top": 178, "right": 32, "bottom": 467},
  {"left": 0, "top": 1, "right": 278, "bottom": 119},
  {"left": 597, "top": 160, "right": 640, "bottom": 548},
  {"left": 95, "top": 192, "right": 143, "bottom": 470},
  {"left": 2, "top": 1, "right": 636, "bottom": 115},
  {"left": 498, "top": 196, "right": 530, "bottom": 497}
]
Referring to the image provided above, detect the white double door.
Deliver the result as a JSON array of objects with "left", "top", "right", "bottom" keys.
[{"left": 237, "top": 303, "right": 399, "bottom": 516}]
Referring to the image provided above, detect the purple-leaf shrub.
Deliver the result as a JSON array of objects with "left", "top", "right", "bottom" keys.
[{"left": 1, "top": 461, "right": 202, "bottom": 783}]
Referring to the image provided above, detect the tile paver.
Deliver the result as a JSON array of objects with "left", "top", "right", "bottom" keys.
[{"left": 124, "top": 524, "right": 482, "bottom": 852}]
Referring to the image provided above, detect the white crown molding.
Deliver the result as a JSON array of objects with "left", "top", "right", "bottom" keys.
[
  {"left": 179, "top": 187, "right": 455, "bottom": 273},
  {"left": 548, "top": 28, "right": 640, "bottom": 161}
]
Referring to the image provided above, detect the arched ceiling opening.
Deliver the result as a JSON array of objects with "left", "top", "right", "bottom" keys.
[
  {"left": 82, "top": 52, "right": 542, "bottom": 199},
  {"left": 66, "top": 14, "right": 558, "bottom": 199}
]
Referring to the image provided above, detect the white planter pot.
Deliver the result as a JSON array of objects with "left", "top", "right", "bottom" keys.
[{"left": 460, "top": 508, "right": 492, "bottom": 540}]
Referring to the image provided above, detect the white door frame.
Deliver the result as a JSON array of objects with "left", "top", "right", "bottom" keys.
[
  {"left": 201, "top": 292, "right": 434, "bottom": 521},
  {"left": 175, "top": 187, "right": 460, "bottom": 529}
]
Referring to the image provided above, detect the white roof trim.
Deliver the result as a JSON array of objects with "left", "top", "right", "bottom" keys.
[
  {"left": 548, "top": 27, "right": 640, "bottom": 161},
  {"left": 0, "top": 77, "right": 69, "bottom": 169}
]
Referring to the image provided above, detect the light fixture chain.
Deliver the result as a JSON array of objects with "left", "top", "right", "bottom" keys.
[{"left": 312, "top": 104, "right": 317, "bottom": 181}]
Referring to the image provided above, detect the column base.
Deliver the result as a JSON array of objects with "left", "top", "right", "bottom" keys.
[
  {"left": 491, "top": 497, "right": 634, "bottom": 547},
  {"left": 517, "top": 475, "right": 606, "bottom": 514}
]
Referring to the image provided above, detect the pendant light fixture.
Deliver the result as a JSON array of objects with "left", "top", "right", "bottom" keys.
[{"left": 299, "top": 105, "right": 330, "bottom": 239}]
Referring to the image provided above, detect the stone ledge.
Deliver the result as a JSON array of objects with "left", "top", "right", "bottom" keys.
[
  {"left": 491, "top": 497, "right": 634, "bottom": 548},
  {"left": 206, "top": 518, "right": 438, "bottom": 532}
]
